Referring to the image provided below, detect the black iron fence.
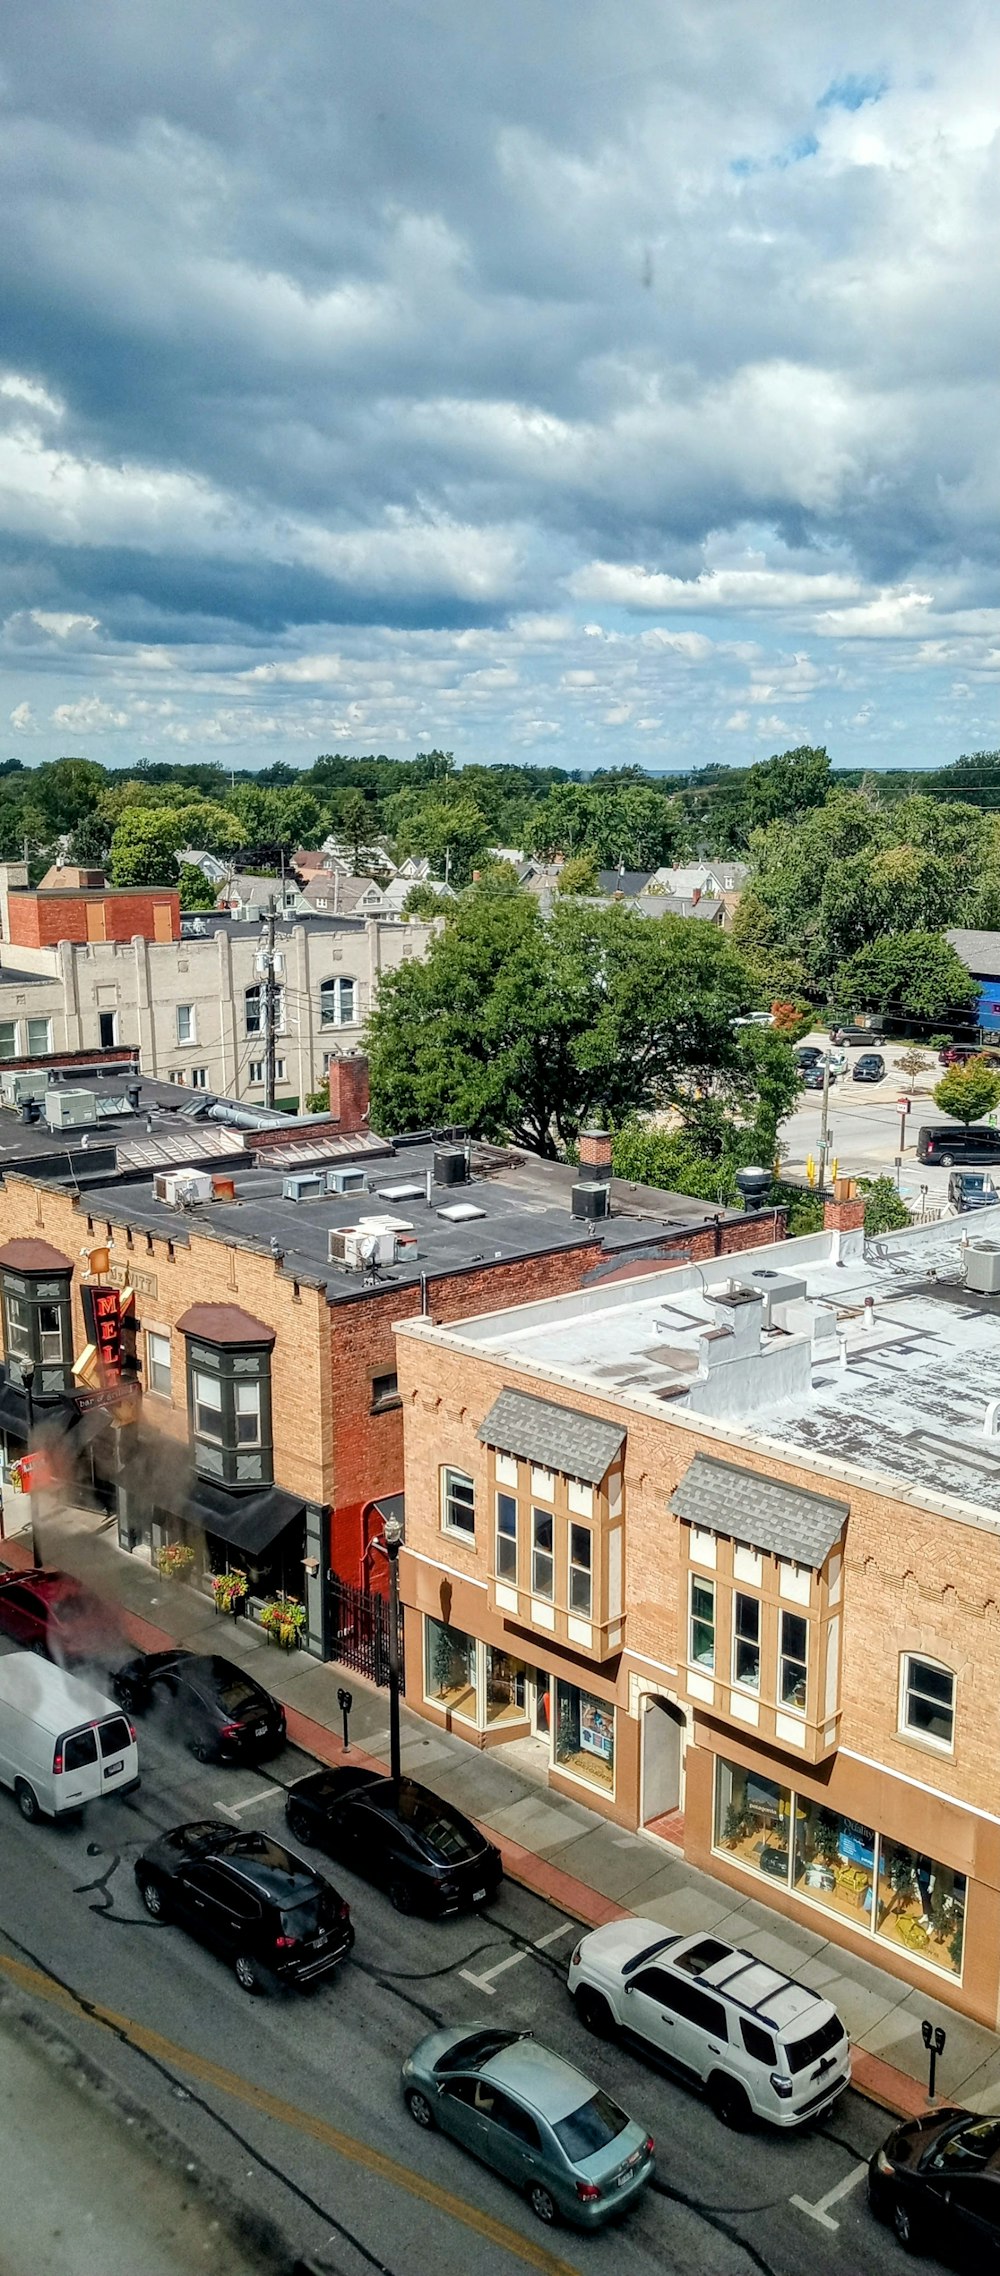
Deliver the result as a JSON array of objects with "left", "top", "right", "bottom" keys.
[{"left": 328, "top": 1573, "right": 404, "bottom": 1692}]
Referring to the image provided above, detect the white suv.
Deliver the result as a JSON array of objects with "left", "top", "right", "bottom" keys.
[{"left": 567, "top": 1922, "right": 850, "bottom": 2130}]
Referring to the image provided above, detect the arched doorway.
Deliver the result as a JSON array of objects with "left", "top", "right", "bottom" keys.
[{"left": 641, "top": 1695, "right": 687, "bottom": 1831}]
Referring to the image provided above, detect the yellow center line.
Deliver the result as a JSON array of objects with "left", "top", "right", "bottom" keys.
[{"left": 0, "top": 1953, "right": 582, "bottom": 2276}]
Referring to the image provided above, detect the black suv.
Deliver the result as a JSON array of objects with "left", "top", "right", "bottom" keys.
[
  {"left": 852, "top": 1052, "right": 885, "bottom": 1083},
  {"left": 286, "top": 1768, "right": 503, "bottom": 1916},
  {"left": 114, "top": 1650, "right": 285, "bottom": 1763},
  {"left": 134, "top": 1821, "right": 354, "bottom": 1993}
]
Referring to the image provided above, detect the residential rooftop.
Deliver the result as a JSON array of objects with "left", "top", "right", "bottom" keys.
[{"left": 396, "top": 1210, "right": 1000, "bottom": 1524}]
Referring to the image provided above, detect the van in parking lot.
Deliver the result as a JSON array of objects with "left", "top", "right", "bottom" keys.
[{"left": 0, "top": 1652, "right": 139, "bottom": 1821}]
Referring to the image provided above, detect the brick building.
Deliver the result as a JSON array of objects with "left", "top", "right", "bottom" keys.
[
  {"left": 393, "top": 1195, "right": 1000, "bottom": 2023},
  {"left": 0, "top": 1089, "right": 785, "bottom": 1660}
]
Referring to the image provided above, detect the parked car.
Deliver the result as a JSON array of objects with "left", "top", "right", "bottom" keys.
[
  {"left": 868, "top": 2106, "right": 1000, "bottom": 2262},
  {"left": 567, "top": 1923, "right": 850, "bottom": 2130},
  {"left": 134, "top": 1820, "right": 353, "bottom": 1994},
  {"left": 794, "top": 1046, "right": 823, "bottom": 1068},
  {"left": 0, "top": 1653, "right": 139, "bottom": 1822},
  {"left": 852, "top": 1053, "right": 886, "bottom": 1084},
  {"left": 833, "top": 1024, "right": 885, "bottom": 1047},
  {"left": 401, "top": 2026, "right": 655, "bottom": 2228},
  {"left": 113, "top": 1649, "right": 285, "bottom": 1763},
  {"left": 801, "top": 1064, "right": 836, "bottom": 1091},
  {"left": 948, "top": 1169, "right": 1000, "bottom": 1213},
  {"left": 917, "top": 1124, "right": 1000, "bottom": 1168},
  {"left": 938, "top": 1043, "right": 1000, "bottom": 1068},
  {"left": 285, "top": 1767, "right": 502, "bottom": 1915},
  {"left": 0, "top": 1568, "right": 128, "bottom": 1676}
]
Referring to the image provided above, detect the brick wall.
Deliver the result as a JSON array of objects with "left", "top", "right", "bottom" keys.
[{"left": 7, "top": 890, "right": 180, "bottom": 949}]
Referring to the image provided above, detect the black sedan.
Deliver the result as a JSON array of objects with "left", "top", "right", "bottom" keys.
[
  {"left": 801, "top": 1064, "right": 836, "bottom": 1090},
  {"left": 134, "top": 1820, "right": 354, "bottom": 1994},
  {"left": 113, "top": 1649, "right": 285, "bottom": 1763},
  {"left": 285, "top": 1768, "right": 503, "bottom": 1916},
  {"left": 869, "top": 2107, "right": 1000, "bottom": 2264},
  {"left": 852, "top": 1052, "right": 886, "bottom": 1083}
]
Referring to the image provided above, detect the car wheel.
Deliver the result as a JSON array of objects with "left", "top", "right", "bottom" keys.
[
  {"left": 389, "top": 1877, "right": 414, "bottom": 1915},
  {"left": 15, "top": 1780, "right": 39, "bottom": 1823},
  {"left": 892, "top": 2197, "right": 919, "bottom": 2253},
  {"left": 234, "top": 1953, "right": 261, "bottom": 1995},
  {"left": 575, "top": 1987, "right": 614, "bottom": 2038},
  {"left": 940, "top": 1154, "right": 955, "bottom": 1167},
  {"left": 114, "top": 1680, "right": 139, "bottom": 1715},
  {"left": 405, "top": 2089, "right": 435, "bottom": 2130},
  {"left": 708, "top": 2074, "right": 752, "bottom": 2131},
  {"left": 287, "top": 1806, "right": 313, "bottom": 1845},
  {"left": 527, "top": 2183, "right": 557, "bottom": 2226},
  {"left": 137, "top": 1874, "right": 167, "bottom": 1920},
  {"left": 190, "top": 1736, "right": 213, "bottom": 1763}
]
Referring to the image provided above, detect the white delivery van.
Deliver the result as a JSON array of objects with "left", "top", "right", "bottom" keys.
[{"left": 0, "top": 1652, "right": 139, "bottom": 1821}]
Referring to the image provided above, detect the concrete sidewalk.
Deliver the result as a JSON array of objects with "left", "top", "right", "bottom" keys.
[{"left": 7, "top": 1504, "right": 1000, "bottom": 2127}]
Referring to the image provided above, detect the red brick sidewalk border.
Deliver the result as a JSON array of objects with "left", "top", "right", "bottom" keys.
[{"left": 0, "top": 1529, "right": 935, "bottom": 2121}]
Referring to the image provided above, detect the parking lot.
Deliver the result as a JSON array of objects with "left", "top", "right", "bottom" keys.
[{"left": 782, "top": 1038, "right": 998, "bottom": 1207}]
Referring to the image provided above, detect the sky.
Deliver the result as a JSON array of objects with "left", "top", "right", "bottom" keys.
[{"left": 3, "top": 0, "right": 1000, "bottom": 776}]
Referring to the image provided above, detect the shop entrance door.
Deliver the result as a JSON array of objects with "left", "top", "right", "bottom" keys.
[{"left": 641, "top": 1695, "right": 686, "bottom": 1828}]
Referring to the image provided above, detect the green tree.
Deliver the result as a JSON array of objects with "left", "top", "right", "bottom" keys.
[
  {"left": 389, "top": 793, "right": 491, "bottom": 885},
  {"left": 108, "top": 807, "right": 189, "bottom": 887},
  {"left": 743, "top": 745, "right": 832, "bottom": 831},
  {"left": 177, "top": 865, "right": 220, "bottom": 911},
  {"left": 401, "top": 881, "right": 450, "bottom": 919},
  {"left": 818, "top": 843, "right": 955, "bottom": 969},
  {"left": 858, "top": 1176, "right": 911, "bottom": 1234},
  {"left": 555, "top": 853, "right": 600, "bottom": 895},
  {"left": 30, "top": 758, "right": 107, "bottom": 835},
  {"left": 66, "top": 808, "right": 114, "bottom": 868},
  {"left": 366, "top": 883, "right": 756, "bottom": 1153},
  {"left": 832, "top": 933, "right": 977, "bottom": 1025},
  {"left": 933, "top": 1064, "right": 1000, "bottom": 1126}
]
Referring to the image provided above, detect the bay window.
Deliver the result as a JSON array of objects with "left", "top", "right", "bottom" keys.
[
  {"left": 690, "top": 1575, "right": 716, "bottom": 1670},
  {"left": 532, "top": 1508, "right": 554, "bottom": 1599},
  {"left": 184, "top": 1337, "right": 273, "bottom": 1487},
  {"left": 495, "top": 1492, "right": 517, "bottom": 1579},
  {"left": 779, "top": 1611, "right": 808, "bottom": 1711}
]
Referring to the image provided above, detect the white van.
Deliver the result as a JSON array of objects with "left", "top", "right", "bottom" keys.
[{"left": 0, "top": 1652, "right": 139, "bottom": 1822}]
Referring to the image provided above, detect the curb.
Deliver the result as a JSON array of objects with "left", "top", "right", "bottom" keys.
[{"left": 0, "top": 1531, "right": 935, "bottom": 2126}]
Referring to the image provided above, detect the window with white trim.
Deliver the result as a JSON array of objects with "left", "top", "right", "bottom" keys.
[
  {"left": 274, "top": 1057, "right": 286, "bottom": 1082},
  {"left": 900, "top": 1655, "right": 955, "bottom": 1750},
  {"left": 320, "top": 975, "right": 358, "bottom": 1027},
  {"left": 191, "top": 1067, "right": 208, "bottom": 1088},
  {"left": 569, "top": 1524, "right": 592, "bottom": 1616},
  {"left": 145, "top": 1330, "right": 171, "bottom": 1397},
  {"left": 248, "top": 1060, "right": 264, "bottom": 1085},
  {"left": 0, "top": 1022, "right": 17, "bottom": 1060},
  {"left": 531, "top": 1507, "right": 554, "bottom": 1599},
  {"left": 690, "top": 1574, "right": 715, "bottom": 1670},
  {"left": 441, "top": 1467, "right": 475, "bottom": 1538},
  {"left": 26, "top": 1018, "right": 52, "bottom": 1055},
  {"left": 176, "top": 1005, "right": 195, "bottom": 1044},
  {"left": 495, "top": 1492, "right": 517, "bottom": 1579},
  {"left": 733, "top": 1592, "right": 760, "bottom": 1692},
  {"left": 779, "top": 1611, "right": 808, "bottom": 1711}
]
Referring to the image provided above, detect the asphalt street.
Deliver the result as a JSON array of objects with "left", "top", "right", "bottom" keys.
[
  {"left": 782, "top": 1042, "right": 974, "bottom": 1202},
  {"left": 0, "top": 1714, "right": 943, "bottom": 2276}
]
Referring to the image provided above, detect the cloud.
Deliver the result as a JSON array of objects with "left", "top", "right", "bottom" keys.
[
  {"left": 10, "top": 702, "right": 36, "bottom": 731},
  {"left": 0, "top": 3, "right": 998, "bottom": 768}
]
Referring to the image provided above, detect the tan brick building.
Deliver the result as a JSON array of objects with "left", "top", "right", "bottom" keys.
[{"left": 394, "top": 1198, "right": 1000, "bottom": 2023}]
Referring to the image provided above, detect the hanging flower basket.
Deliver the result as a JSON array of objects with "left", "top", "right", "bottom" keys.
[
  {"left": 156, "top": 1543, "right": 196, "bottom": 1582},
  {"left": 259, "top": 1598, "right": 305, "bottom": 1650},
  {"left": 211, "top": 1573, "right": 248, "bottom": 1617}
]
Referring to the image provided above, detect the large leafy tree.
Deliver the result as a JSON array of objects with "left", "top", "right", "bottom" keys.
[
  {"left": 933, "top": 1065, "right": 1000, "bottom": 1126},
  {"left": 366, "top": 878, "right": 757, "bottom": 1153},
  {"left": 832, "top": 932, "right": 977, "bottom": 1024},
  {"left": 108, "top": 807, "right": 190, "bottom": 886}
]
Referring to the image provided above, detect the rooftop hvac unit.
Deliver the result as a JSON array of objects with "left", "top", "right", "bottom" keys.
[
  {"left": 282, "top": 1171, "right": 326, "bottom": 1203},
  {"left": 571, "top": 1180, "right": 610, "bottom": 1220},
  {"left": 2, "top": 1073, "right": 49, "bottom": 1107},
  {"left": 328, "top": 1215, "right": 416, "bottom": 1269},
  {"left": 966, "top": 1241, "right": 1000, "bottom": 1295},
  {"left": 153, "top": 1166, "right": 214, "bottom": 1208},
  {"left": 326, "top": 1167, "right": 367, "bottom": 1195},
  {"left": 44, "top": 1088, "right": 98, "bottom": 1130},
  {"left": 434, "top": 1146, "right": 468, "bottom": 1186}
]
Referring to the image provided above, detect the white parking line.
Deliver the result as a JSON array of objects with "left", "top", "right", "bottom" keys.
[
  {"left": 213, "top": 1789, "right": 277, "bottom": 1822},
  {"left": 790, "top": 2161, "right": 868, "bottom": 2231},
  {"left": 460, "top": 1919, "right": 574, "bottom": 1995}
]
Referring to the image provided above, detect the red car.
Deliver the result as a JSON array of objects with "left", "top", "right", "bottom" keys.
[
  {"left": 939, "top": 1044, "right": 1000, "bottom": 1068},
  {"left": 0, "top": 1567, "right": 127, "bottom": 1674}
]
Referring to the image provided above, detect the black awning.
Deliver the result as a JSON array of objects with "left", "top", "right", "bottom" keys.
[
  {"left": 0, "top": 1379, "right": 28, "bottom": 1438},
  {"left": 185, "top": 1478, "right": 306, "bottom": 1556}
]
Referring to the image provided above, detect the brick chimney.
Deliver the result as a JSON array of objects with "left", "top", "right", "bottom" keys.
[
  {"left": 328, "top": 1054, "right": 370, "bottom": 1135},
  {"left": 579, "top": 1128, "right": 612, "bottom": 1183},
  {"left": 823, "top": 1185, "right": 865, "bottom": 1235}
]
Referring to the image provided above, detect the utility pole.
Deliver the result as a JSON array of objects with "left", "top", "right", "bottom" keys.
[
  {"left": 261, "top": 898, "right": 277, "bottom": 1109},
  {"left": 818, "top": 1050, "right": 832, "bottom": 1192}
]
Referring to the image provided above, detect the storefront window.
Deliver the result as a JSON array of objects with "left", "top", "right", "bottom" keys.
[
  {"left": 714, "top": 1759, "right": 792, "bottom": 1883},
  {"left": 554, "top": 1680, "right": 614, "bottom": 1793},
  {"left": 875, "top": 1843, "right": 966, "bottom": 1977},
  {"left": 424, "top": 1618, "right": 478, "bottom": 1722},
  {"left": 715, "top": 1759, "right": 966, "bottom": 1981},
  {"left": 792, "top": 1802, "right": 876, "bottom": 1926},
  {"left": 485, "top": 1648, "right": 528, "bottom": 1726}
]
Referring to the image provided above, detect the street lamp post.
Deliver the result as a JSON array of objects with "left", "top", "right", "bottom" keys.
[
  {"left": 21, "top": 1361, "right": 37, "bottom": 1565},
  {"left": 382, "top": 1513, "right": 403, "bottom": 1783}
]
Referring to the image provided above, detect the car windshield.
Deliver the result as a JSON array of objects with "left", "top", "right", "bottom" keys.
[
  {"left": 552, "top": 2091, "right": 629, "bottom": 2162},
  {"left": 396, "top": 1789, "right": 478, "bottom": 1859},
  {"left": 434, "top": 2031, "right": 523, "bottom": 2075}
]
